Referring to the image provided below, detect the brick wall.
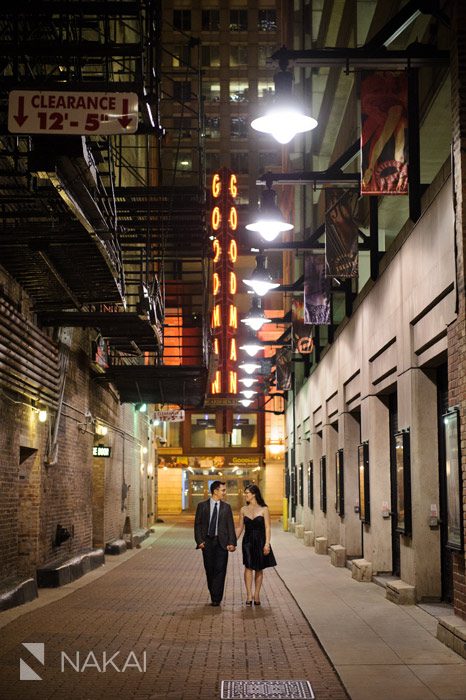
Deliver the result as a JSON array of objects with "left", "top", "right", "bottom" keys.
[
  {"left": 449, "top": 0, "right": 466, "bottom": 620},
  {"left": 0, "top": 268, "right": 154, "bottom": 589}
]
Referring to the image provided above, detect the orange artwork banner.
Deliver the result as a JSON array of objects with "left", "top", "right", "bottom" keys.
[{"left": 360, "top": 71, "right": 408, "bottom": 195}]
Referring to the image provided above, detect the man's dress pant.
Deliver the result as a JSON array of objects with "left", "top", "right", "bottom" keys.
[{"left": 202, "top": 536, "right": 228, "bottom": 603}]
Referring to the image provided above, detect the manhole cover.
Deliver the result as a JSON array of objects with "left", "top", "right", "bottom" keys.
[{"left": 220, "top": 680, "right": 314, "bottom": 699}]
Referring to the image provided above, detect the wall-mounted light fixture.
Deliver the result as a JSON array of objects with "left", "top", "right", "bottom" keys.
[
  {"left": 238, "top": 377, "right": 258, "bottom": 388},
  {"left": 246, "top": 186, "right": 293, "bottom": 242},
  {"left": 251, "top": 70, "right": 318, "bottom": 144},
  {"left": 239, "top": 398, "right": 253, "bottom": 407},
  {"left": 240, "top": 390, "right": 257, "bottom": 399},
  {"left": 241, "top": 295, "right": 272, "bottom": 331},
  {"left": 242, "top": 254, "right": 279, "bottom": 297},
  {"left": 238, "top": 361, "right": 261, "bottom": 375},
  {"left": 95, "top": 423, "right": 108, "bottom": 436}
]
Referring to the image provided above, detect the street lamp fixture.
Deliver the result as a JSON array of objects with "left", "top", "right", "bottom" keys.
[
  {"left": 243, "top": 254, "right": 279, "bottom": 297},
  {"left": 239, "top": 377, "right": 258, "bottom": 388},
  {"left": 241, "top": 295, "right": 272, "bottom": 331},
  {"left": 246, "top": 187, "right": 293, "bottom": 242},
  {"left": 240, "top": 390, "right": 257, "bottom": 399},
  {"left": 251, "top": 70, "right": 318, "bottom": 145},
  {"left": 238, "top": 361, "right": 261, "bottom": 375}
]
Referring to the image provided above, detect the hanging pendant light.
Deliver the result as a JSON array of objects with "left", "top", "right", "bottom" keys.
[
  {"left": 246, "top": 187, "right": 293, "bottom": 242},
  {"left": 243, "top": 254, "right": 279, "bottom": 297},
  {"left": 241, "top": 295, "right": 271, "bottom": 331},
  {"left": 240, "top": 329, "right": 265, "bottom": 358},
  {"left": 238, "top": 361, "right": 261, "bottom": 375},
  {"left": 251, "top": 70, "right": 318, "bottom": 145},
  {"left": 238, "top": 377, "right": 258, "bottom": 388},
  {"left": 240, "top": 390, "right": 257, "bottom": 399}
]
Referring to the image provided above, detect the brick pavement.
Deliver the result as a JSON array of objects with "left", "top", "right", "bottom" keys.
[{"left": 0, "top": 522, "right": 349, "bottom": 700}]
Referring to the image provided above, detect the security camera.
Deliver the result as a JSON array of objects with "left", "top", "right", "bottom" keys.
[{"left": 156, "top": 436, "right": 167, "bottom": 445}]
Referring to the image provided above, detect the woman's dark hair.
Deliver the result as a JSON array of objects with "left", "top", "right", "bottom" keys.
[{"left": 245, "top": 483, "right": 267, "bottom": 507}]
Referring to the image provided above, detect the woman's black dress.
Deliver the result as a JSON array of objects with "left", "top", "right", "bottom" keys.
[{"left": 242, "top": 515, "right": 277, "bottom": 571}]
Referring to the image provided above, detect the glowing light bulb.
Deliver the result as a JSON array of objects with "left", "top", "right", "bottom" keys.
[
  {"left": 239, "top": 399, "right": 253, "bottom": 407},
  {"left": 239, "top": 362, "right": 261, "bottom": 375},
  {"left": 251, "top": 107, "right": 317, "bottom": 144},
  {"left": 239, "top": 377, "right": 257, "bottom": 388},
  {"left": 240, "top": 390, "right": 257, "bottom": 399},
  {"left": 38, "top": 409, "right": 47, "bottom": 423}
]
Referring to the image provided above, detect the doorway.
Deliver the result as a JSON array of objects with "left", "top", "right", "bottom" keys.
[
  {"left": 187, "top": 473, "right": 255, "bottom": 512},
  {"left": 437, "top": 364, "right": 454, "bottom": 603},
  {"left": 389, "top": 393, "right": 401, "bottom": 577}
]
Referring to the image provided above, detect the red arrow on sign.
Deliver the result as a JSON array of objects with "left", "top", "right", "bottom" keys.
[
  {"left": 118, "top": 98, "right": 133, "bottom": 128},
  {"left": 14, "top": 96, "right": 28, "bottom": 127}
]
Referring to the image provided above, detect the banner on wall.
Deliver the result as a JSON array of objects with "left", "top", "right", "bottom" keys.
[
  {"left": 291, "top": 298, "right": 314, "bottom": 354},
  {"left": 360, "top": 70, "right": 408, "bottom": 195},
  {"left": 276, "top": 347, "right": 293, "bottom": 391},
  {"left": 325, "top": 189, "right": 359, "bottom": 278},
  {"left": 304, "top": 254, "right": 331, "bottom": 325}
]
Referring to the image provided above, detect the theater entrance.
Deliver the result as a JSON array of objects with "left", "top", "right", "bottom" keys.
[{"left": 185, "top": 467, "right": 261, "bottom": 512}]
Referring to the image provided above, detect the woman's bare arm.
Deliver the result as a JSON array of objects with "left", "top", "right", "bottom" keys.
[{"left": 235, "top": 508, "right": 245, "bottom": 539}]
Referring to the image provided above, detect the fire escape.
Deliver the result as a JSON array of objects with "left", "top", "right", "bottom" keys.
[{"left": 0, "top": 0, "right": 210, "bottom": 407}]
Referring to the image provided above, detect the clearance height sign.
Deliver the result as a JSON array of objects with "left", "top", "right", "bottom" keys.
[
  {"left": 210, "top": 168, "right": 239, "bottom": 400},
  {"left": 8, "top": 90, "right": 138, "bottom": 135}
]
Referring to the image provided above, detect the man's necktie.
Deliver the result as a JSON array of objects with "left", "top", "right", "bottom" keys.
[{"left": 208, "top": 502, "right": 218, "bottom": 537}]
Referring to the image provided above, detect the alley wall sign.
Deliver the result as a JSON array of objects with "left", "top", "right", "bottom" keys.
[
  {"left": 8, "top": 90, "right": 138, "bottom": 135},
  {"left": 153, "top": 409, "right": 185, "bottom": 422}
]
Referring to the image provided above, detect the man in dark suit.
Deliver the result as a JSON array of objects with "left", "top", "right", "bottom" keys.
[{"left": 194, "top": 480, "right": 237, "bottom": 606}]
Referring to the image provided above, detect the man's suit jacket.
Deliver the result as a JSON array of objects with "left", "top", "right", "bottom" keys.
[{"left": 194, "top": 499, "right": 237, "bottom": 550}]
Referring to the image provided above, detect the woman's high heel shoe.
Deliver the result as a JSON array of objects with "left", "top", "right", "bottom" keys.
[
  {"left": 246, "top": 600, "right": 253, "bottom": 606},
  {"left": 254, "top": 600, "right": 261, "bottom": 606}
]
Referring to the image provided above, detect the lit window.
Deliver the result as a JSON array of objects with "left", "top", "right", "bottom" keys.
[
  {"left": 205, "top": 116, "right": 220, "bottom": 139},
  {"left": 229, "top": 80, "right": 249, "bottom": 103},
  {"left": 171, "top": 44, "right": 190, "bottom": 68},
  {"left": 231, "top": 117, "right": 248, "bottom": 138},
  {"left": 230, "top": 45, "right": 248, "bottom": 67},
  {"left": 258, "top": 45, "right": 274, "bottom": 67},
  {"left": 258, "top": 79, "right": 275, "bottom": 102},
  {"left": 201, "top": 45, "right": 220, "bottom": 68},
  {"left": 203, "top": 81, "right": 221, "bottom": 102},
  {"left": 230, "top": 10, "right": 248, "bottom": 32},
  {"left": 258, "top": 9, "right": 277, "bottom": 32}
]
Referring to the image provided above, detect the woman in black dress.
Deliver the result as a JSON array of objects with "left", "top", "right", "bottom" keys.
[{"left": 235, "top": 484, "right": 277, "bottom": 605}]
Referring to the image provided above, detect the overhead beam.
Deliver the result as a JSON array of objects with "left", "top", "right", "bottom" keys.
[{"left": 271, "top": 44, "right": 449, "bottom": 70}]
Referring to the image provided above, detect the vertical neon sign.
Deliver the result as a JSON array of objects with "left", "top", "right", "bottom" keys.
[{"left": 210, "top": 168, "right": 238, "bottom": 396}]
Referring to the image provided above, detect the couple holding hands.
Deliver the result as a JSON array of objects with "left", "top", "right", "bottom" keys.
[{"left": 194, "top": 481, "right": 276, "bottom": 607}]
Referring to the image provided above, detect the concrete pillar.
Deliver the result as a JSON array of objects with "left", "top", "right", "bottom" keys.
[
  {"left": 311, "top": 431, "right": 325, "bottom": 539},
  {"left": 323, "top": 422, "right": 339, "bottom": 545},
  {"left": 397, "top": 369, "right": 441, "bottom": 599},
  {"left": 361, "top": 395, "right": 392, "bottom": 573},
  {"left": 340, "top": 411, "right": 363, "bottom": 557}
]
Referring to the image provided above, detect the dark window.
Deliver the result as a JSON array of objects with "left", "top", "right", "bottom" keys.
[
  {"left": 231, "top": 152, "right": 248, "bottom": 174},
  {"left": 206, "top": 152, "right": 220, "bottom": 174},
  {"left": 230, "top": 9, "right": 247, "bottom": 31},
  {"left": 258, "top": 151, "right": 281, "bottom": 171},
  {"left": 258, "top": 9, "right": 277, "bottom": 32},
  {"left": 173, "top": 116, "right": 192, "bottom": 138},
  {"left": 231, "top": 116, "right": 248, "bottom": 138},
  {"left": 202, "top": 9, "right": 220, "bottom": 31},
  {"left": 201, "top": 45, "right": 220, "bottom": 68},
  {"left": 173, "top": 81, "right": 192, "bottom": 102},
  {"left": 173, "top": 10, "right": 191, "bottom": 31}
]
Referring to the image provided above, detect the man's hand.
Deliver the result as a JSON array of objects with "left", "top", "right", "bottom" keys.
[
  {"left": 226, "top": 545, "right": 236, "bottom": 552},
  {"left": 198, "top": 542, "right": 205, "bottom": 550}
]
